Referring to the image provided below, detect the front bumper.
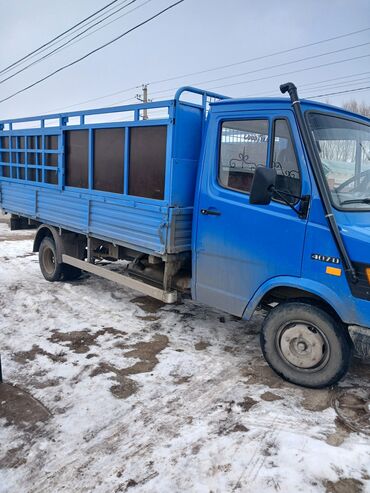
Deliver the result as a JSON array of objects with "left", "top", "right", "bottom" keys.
[{"left": 349, "top": 325, "right": 370, "bottom": 359}]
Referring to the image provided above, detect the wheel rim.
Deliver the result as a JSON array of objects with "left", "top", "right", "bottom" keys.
[
  {"left": 43, "top": 246, "right": 56, "bottom": 275},
  {"left": 276, "top": 321, "right": 330, "bottom": 371}
]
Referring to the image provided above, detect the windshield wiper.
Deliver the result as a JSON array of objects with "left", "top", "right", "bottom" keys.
[{"left": 340, "top": 198, "right": 370, "bottom": 205}]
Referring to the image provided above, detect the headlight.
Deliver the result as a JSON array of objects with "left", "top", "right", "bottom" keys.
[{"left": 366, "top": 267, "right": 370, "bottom": 285}]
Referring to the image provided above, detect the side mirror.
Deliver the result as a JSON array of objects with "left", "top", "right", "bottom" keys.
[{"left": 249, "top": 167, "right": 277, "bottom": 205}]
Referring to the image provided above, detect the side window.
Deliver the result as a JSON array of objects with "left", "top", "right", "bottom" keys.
[
  {"left": 272, "top": 119, "right": 301, "bottom": 203},
  {"left": 219, "top": 120, "right": 269, "bottom": 194}
]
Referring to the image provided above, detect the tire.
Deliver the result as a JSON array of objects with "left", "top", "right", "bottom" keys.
[
  {"left": 260, "top": 302, "right": 352, "bottom": 388},
  {"left": 39, "top": 237, "right": 82, "bottom": 282},
  {"left": 39, "top": 237, "right": 63, "bottom": 282}
]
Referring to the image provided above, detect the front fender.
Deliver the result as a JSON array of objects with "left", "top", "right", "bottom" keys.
[{"left": 242, "top": 275, "right": 359, "bottom": 324}]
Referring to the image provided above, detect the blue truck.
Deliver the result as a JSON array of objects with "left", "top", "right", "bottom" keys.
[{"left": 1, "top": 83, "right": 369, "bottom": 388}]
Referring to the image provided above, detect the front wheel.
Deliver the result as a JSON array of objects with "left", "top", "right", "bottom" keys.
[{"left": 260, "top": 302, "right": 352, "bottom": 388}]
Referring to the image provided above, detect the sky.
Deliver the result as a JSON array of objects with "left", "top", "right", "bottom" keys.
[{"left": 0, "top": 0, "right": 369, "bottom": 120}]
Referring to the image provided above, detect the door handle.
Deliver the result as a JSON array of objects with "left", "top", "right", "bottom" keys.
[{"left": 200, "top": 208, "right": 221, "bottom": 216}]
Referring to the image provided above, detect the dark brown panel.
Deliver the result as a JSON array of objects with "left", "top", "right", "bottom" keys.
[
  {"left": 129, "top": 126, "right": 167, "bottom": 200},
  {"left": 1, "top": 166, "right": 10, "bottom": 177},
  {"left": 65, "top": 130, "right": 89, "bottom": 188},
  {"left": 45, "top": 135, "right": 58, "bottom": 150},
  {"left": 28, "top": 153, "right": 42, "bottom": 166},
  {"left": 0, "top": 136, "right": 9, "bottom": 149},
  {"left": 28, "top": 153, "right": 36, "bottom": 165},
  {"left": 93, "top": 128, "right": 124, "bottom": 193},
  {"left": 0, "top": 136, "right": 9, "bottom": 164},
  {"left": 45, "top": 153, "right": 58, "bottom": 166},
  {"left": 18, "top": 152, "right": 25, "bottom": 165},
  {"left": 28, "top": 136, "right": 36, "bottom": 149},
  {"left": 27, "top": 168, "right": 36, "bottom": 181},
  {"left": 18, "top": 136, "right": 25, "bottom": 149},
  {"left": 45, "top": 135, "right": 58, "bottom": 166},
  {"left": 45, "top": 169, "right": 58, "bottom": 185}
]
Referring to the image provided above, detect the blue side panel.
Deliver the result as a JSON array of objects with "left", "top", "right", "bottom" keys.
[
  {"left": 37, "top": 188, "right": 88, "bottom": 231},
  {"left": 89, "top": 200, "right": 167, "bottom": 254},
  {"left": 170, "top": 103, "right": 203, "bottom": 207},
  {"left": 168, "top": 207, "right": 193, "bottom": 254},
  {"left": 0, "top": 182, "right": 35, "bottom": 216},
  {"left": 1, "top": 181, "right": 168, "bottom": 254}
]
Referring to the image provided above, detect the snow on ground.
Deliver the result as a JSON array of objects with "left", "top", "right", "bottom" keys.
[{"left": 0, "top": 217, "right": 369, "bottom": 493}]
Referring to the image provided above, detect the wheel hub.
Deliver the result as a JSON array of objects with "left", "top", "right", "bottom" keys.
[
  {"left": 44, "top": 247, "right": 56, "bottom": 275},
  {"left": 279, "top": 323, "right": 327, "bottom": 369}
]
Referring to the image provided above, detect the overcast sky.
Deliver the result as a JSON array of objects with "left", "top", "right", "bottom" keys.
[{"left": 0, "top": 0, "right": 369, "bottom": 120}]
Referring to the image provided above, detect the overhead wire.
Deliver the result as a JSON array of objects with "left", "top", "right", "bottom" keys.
[
  {"left": 39, "top": 0, "right": 155, "bottom": 64},
  {"left": 146, "top": 27, "right": 370, "bottom": 86},
  {"left": 0, "top": 0, "right": 139, "bottom": 84},
  {"left": 20, "top": 25, "right": 370, "bottom": 113},
  {"left": 119, "top": 52, "right": 370, "bottom": 103},
  {"left": 0, "top": 0, "right": 122, "bottom": 75},
  {"left": 306, "top": 86, "right": 370, "bottom": 99},
  {"left": 239, "top": 75, "right": 370, "bottom": 99},
  {"left": 0, "top": 0, "right": 185, "bottom": 105}
]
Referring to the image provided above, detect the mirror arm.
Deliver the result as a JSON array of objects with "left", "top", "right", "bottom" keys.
[{"left": 270, "top": 187, "right": 309, "bottom": 218}]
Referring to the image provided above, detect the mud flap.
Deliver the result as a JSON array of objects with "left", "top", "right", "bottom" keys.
[{"left": 349, "top": 326, "right": 370, "bottom": 359}]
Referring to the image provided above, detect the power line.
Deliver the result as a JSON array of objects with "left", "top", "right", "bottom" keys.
[
  {"left": 40, "top": 0, "right": 154, "bottom": 66},
  {"left": 116, "top": 44, "right": 370, "bottom": 100},
  {"left": 243, "top": 75, "right": 370, "bottom": 99},
  {"left": 0, "top": 0, "right": 133, "bottom": 78},
  {"left": 307, "top": 86, "right": 370, "bottom": 99},
  {"left": 174, "top": 41, "right": 370, "bottom": 90},
  {"left": 201, "top": 53, "right": 370, "bottom": 93},
  {"left": 0, "top": 1, "right": 185, "bottom": 105},
  {"left": 11, "top": 25, "right": 370, "bottom": 112},
  {"left": 105, "top": 52, "right": 370, "bottom": 107},
  {"left": 46, "top": 85, "right": 141, "bottom": 113},
  {"left": 147, "top": 27, "right": 370, "bottom": 86},
  {"left": 293, "top": 71, "right": 370, "bottom": 89},
  {"left": 0, "top": 0, "right": 122, "bottom": 76},
  {"left": 0, "top": 0, "right": 139, "bottom": 85},
  {"left": 132, "top": 52, "right": 370, "bottom": 101}
]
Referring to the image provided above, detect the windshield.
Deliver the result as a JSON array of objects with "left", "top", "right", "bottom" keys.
[{"left": 307, "top": 112, "right": 370, "bottom": 210}]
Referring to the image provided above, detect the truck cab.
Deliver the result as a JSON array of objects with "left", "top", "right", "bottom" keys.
[{"left": 194, "top": 90, "right": 370, "bottom": 387}]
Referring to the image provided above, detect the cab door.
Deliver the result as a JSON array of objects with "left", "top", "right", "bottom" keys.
[{"left": 193, "top": 109, "right": 310, "bottom": 316}]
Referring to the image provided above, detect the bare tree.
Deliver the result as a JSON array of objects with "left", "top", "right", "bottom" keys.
[
  {"left": 343, "top": 100, "right": 370, "bottom": 118},
  {"left": 319, "top": 100, "right": 370, "bottom": 167}
]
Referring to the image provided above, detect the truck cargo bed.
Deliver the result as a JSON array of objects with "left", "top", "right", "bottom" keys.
[{"left": 0, "top": 87, "right": 227, "bottom": 256}]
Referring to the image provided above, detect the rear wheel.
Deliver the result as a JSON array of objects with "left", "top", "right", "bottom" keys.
[
  {"left": 260, "top": 302, "right": 352, "bottom": 388},
  {"left": 39, "top": 237, "right": 81, "bottom": 282},
  {"left": 39, "top": 237, "right": 62, "bottom": 281}
]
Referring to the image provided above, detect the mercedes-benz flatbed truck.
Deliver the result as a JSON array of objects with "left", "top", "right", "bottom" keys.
[{"left": 1, "top": 83, "right": 369, "bottom": 388}]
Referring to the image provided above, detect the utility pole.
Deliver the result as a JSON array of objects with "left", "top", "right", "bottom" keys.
[{"left": 136, "top": 84, "right": 151, "bottom": 120}]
